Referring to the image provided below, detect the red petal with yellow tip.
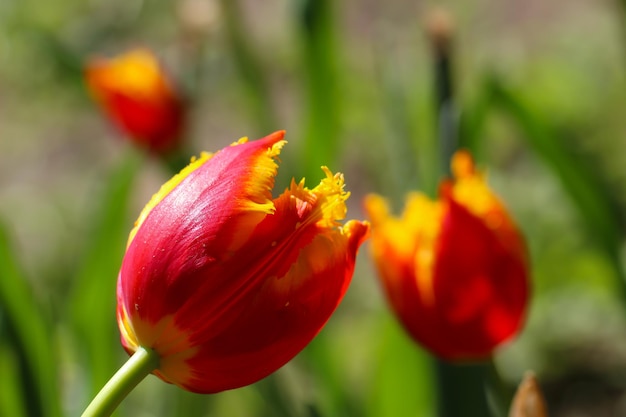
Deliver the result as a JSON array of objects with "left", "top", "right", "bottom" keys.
[
  {"left": 403, "top": 197, "right": 528, "bottom": 359},
  {"left": 119, "top": 132, "right": 284, "bottom": 327},
  {"left": 85, "top": 49, "right": 185, "bottom": 154},
  {"left": 364, "top": 150, "right": 529, "bottom": 361},
  {"left": 116, "top": 131, "right": 369, "bottom": 392}
]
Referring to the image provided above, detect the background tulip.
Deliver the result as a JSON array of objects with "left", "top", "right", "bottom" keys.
[
  {"left": 85, "top": 49, "right": 185, "bottom": 155},
  {"left": 364, "top": 150, "right": 529, "bottom": 361},
  {"left": 116, "top": 131, "right": 369, "bottom": 394}
]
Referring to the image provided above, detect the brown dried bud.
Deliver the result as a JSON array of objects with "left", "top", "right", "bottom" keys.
[
  {"left": 509, "top": 371, "right": 549, "bottom": 417},
  {"left": 425, "top": 7, "right": 455, "bottom": 56}
]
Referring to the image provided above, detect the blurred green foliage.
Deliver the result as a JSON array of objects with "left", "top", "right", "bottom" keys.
[{"left": 0, "top": 0, "right": 625, "bottom": 416}]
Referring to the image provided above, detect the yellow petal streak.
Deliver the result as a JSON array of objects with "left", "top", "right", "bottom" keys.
[
  {"left": 364, "top": 195, "right": 413, "bottom": 262},
  {"left": 364, "top": 193, "right": 442, "bottom": 306},
  {"left": 127, "top": 151, "right": 214, "bottom": 246},
  {"left": 118, "top": 303, "right": 139, "bottom": 352},
  {"left": 404, "top": 193, "right": 443, "bottom": 306}
]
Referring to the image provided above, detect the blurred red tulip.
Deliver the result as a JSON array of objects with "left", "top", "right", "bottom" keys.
[
  {"left": 85, "top": 49, "right": 185, "bottom": 155},
  {"left": 117, "top": 131, "right": 369, "bottom": 393},
  {"left": 364, "top": 150, "right": 529, "bottom": 360}
]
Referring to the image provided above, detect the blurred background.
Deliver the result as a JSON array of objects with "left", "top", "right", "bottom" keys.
[{"left": 0, "top": 0, "right": 625, "bottom": 416}]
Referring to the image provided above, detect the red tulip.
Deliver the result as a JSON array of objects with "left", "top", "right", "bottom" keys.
[
  {"left": 85, "top": 49, "right": 185, "bottom": 155},
  {"left": 117, "top": 131, "right": 369, "bottom": 393},
  {"left": 364, "top": 150, "right": 529, "bottom": 360}
]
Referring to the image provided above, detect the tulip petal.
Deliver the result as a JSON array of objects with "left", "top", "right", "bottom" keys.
[
  {"left": 119, "top": 132, "right": 285, "bottom": 331},
  {"left": 167, "top": 169, "right": 368, "bottom": 392},
  {"left": 86, "top": 50, "right": 174, "bottom": 99},
  {"left": 117, "top": 133, "right": 369, "bottom": 393},
  {"left": 425, "top": 197, "right": 527, "bottom": 359},
  {"left": 364, "top": 150, "right": 529, "bottom": 360},
  {"left": 85, "top": 49, "right": 185, "bottom": 154}
]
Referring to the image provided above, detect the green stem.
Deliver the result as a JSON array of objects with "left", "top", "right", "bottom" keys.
[
  {"left": 484, "top": 359, "right": 514, "bottom": 417},
  {"left": 430, "top": 13, "right": 457, "bottom": 179},
  {"left": 435, "top": 359, "right": 491, "bottom": 417},
  {"left": 81, "top": 347, "right": 159, "bottom": 417},
  {"left": 297, "top": 0, "right": 340, "bottom": 179}
]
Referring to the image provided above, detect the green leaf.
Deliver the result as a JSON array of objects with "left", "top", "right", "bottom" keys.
[
  {"left": 296, "top": 0, "right": 342, "bottom": 180},
  {"left": 492, "top": 77, "right": 621, "bottom": 251},
  {"left": 460, "top": 74, "right": 626, "bottom": 295},
  {"left": 0, "top": 223, "right": 62, "bottom": 417},
  {"left": 219, "top": 0, "right": 277, "bottom": 136},
  {"left": 375, "top": 45, "right": 422, "bottom": 201},
  {"left": 68, "top": 150, "right": 143, "bottom": 398},
  {"left": 366, "top": 313, "right": 435, "bottom": 417},
  {"left": 300, "top": 331, "right": 363, "bottom": 417},
  {"left": 0, "top": 337, "right": 29, "bottom": 417}
]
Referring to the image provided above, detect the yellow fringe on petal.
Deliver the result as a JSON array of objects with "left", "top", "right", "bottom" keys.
[
  {"left": 127, "top": 152, "right": 213, "bottom": 246},
  {"left": 223, "top": 139, "right": 286, "bottom": 253},
  {"left": 231, "top": 137, "right": 249, "bottom": 146},
  {"left": 277, "top": 166, "right": 351, "bottom": 236},
  {"left": 450, "top": 151, "right": 496, "bottom": 217},
  {"left": 450, "top": 151, "right": 511, "bottom": 233},
  {"left": 313, "top": 166, "right": 350, "bottom": 228},
  {"left": 236, "top": 140, "right": 285, "bottom": 214}
]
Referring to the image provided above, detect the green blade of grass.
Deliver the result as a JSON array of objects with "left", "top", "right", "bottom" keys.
[
  {"left": 300, "top": 331, "right": 364, "bottom": 417},
  {"left": 366, "top": 314, "right": 435, "bottom": 417},
  {"left": 296, "top": 0, "right": 341, "bottom": 179},
  {"left": 0, "top": 342, "right": 28, "bottom": 417},
  {"left": 374, "top": 43, "right": 422, "bottom": 201},
  {"left": 0, "top": 223, "right": 62, "bottom": 417},
  {"left": 68, "top": 149, "right": 143, "bottom": 398},
  {"left": 457, "top": 82, "right": 491, "bottom": 159},
  {"left": 490, "top": 77, "right": 622, "bottom": 254},
  {"left": 219, "top": 0, "right": 277, "bottom": 136},
  {"left": 461, "top": 74, "right": 626, "bottom": 295},
  {"left": 617, "top": 0, "right": 626, "bottom": 63}
]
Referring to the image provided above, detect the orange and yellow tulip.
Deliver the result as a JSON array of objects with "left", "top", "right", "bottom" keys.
[
  {"left": 116, "top": 131, "right": 369, "bottom": 393},
  {"left": 364, "top": 150, "right": 529, "bottom": 360},
  {"left": 85, "top": 49, "right": 185, "bottom": 155}
]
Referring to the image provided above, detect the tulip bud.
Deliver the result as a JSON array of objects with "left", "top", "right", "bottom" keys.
[
  {"left": 85, "top": 49, "right": 185, "bottom": 155},
  {"left": 364, "top": 150, "right": 529, "bottom": 360},
  {"left": 117, "top": 131, "right": 369, "bottom": 393}
]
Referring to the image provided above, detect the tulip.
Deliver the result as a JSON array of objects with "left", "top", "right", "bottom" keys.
[
  {"left": 116, "top": 131, "right": 369, "bottom": 393},
  {"left": 85, "top": 49, "right": 185, "bottom": 155},
  {"left": 364, "top": 150, "right": 529, "bottom": 360}
]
